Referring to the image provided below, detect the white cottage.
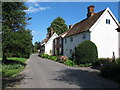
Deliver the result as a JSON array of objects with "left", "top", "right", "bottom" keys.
[
  {"left": 63, "top": 5, "right": 120, "bottom": 58},
  {"left": 44, "top": 33, "right": 58, "bottom": 55}
]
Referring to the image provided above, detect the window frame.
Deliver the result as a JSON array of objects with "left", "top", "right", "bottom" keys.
[
  {"left": 65, "top": 38, "right": 67, "bottom": 43},
  {"left": 70, "top": 37, "right": 73, "bottom": 42},
  {"left": 82, "top": 33, "right": 86, "bottom": 39},
  {"left": 106, "top": 19, "right": 110, "bottom": 24}
]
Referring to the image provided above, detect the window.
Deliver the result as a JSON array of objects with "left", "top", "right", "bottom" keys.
[
  {"left": 82, "top": 33, "right": 86, "bottom": 39},
  {"left": 70, "top": 49, "right": 72, "bottom": 54},
  {"left": 70, "top": 37, "right": 73, "bottom": 42},
  {"left": 106, "top": 19, "right": 110, "bottom": 24},
  {"left": 65, "top": 39, "right": 67, "bottom": 43}
]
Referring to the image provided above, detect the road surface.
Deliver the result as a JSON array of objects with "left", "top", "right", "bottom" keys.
[{"left": 18, "top": 54, "right": 120, "bottom": 88}]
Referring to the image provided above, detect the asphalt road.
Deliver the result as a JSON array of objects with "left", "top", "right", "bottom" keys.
[{"left": 18, "top": 54, "right": 120, "bottom": 88}]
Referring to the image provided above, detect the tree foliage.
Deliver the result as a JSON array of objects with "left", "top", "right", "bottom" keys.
[
  {"left": 75, "top": 40, "right": 98, "bottom": 64},
  {"left": 47, "top": 17, "right": 68, "bottom": 35},
  {"left": 34, "top": 42, "right": 41, "bottom": 50},
  {"left": 2, "top": 2, "right": 32, "bottom": 59}
]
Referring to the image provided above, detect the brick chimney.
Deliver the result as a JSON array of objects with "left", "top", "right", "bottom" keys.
[
  {"left": 87, "top": 5, "right": 95, "bottom": 18},
  {"left": 69, "top": 25, "right": 73, "bottom": 29}
]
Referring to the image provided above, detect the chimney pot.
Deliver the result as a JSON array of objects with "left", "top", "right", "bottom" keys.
[{"left": 69, "top": 25, "right": 73, "bottom": 29}]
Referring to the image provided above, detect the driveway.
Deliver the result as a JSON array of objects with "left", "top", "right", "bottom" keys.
[{"left": 17, "top": 54, "right": 120, "bottom": 88}]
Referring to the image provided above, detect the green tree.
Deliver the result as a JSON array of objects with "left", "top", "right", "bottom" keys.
[
  {"left": 34, "top": 42, "right": 41, "bottom": 50},
  {"left": 2, "top": 2, "right": 32, "bottom": 59},
  {"left": 47, "top": 17, "right": 68, "bottom": 35}
]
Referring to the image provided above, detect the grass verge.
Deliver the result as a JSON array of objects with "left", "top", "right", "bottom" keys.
[
  {"left": 2, "top": 57, "right": 27, "bottom": 78},
  {"left": 2, "top": 57, "right": 27, "bottom": 88}
]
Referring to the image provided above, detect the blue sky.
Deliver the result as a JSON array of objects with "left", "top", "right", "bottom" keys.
[{"left": 24, "top": 2, "right": 119, "bottom": 44}]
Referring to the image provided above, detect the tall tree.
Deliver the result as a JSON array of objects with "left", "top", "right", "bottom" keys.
[
  {"left": 47, "top": 17, "right": 68, "bottom": 35},
  {"left": 34, "top": 42, "right": 41, "bottom": 50},
  {"left": 2, "top": 2, "right": 32, "bottom": 59}
]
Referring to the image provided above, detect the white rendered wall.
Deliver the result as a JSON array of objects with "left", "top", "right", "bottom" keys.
[
  {"left": 63, "top": 31, "right": 90, "bottom": 57},
  {"left": 90, "top": 10, "right": 118, "bottom": 58},
  {"left": 45, "top": 33, "right": 58, "bottom": 55}
]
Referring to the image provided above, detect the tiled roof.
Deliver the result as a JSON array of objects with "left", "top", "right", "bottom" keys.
[
  {"left": 54, "top": 30, "right": 69, "bottom": 39},
  {"left": 65, "top": 9, "right": 106, "bottom": 38},
  {"left": 41, "top": 38, "right": 49, "bottom": 45}
]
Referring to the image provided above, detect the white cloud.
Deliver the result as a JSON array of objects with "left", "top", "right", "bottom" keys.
[
  {"left": 24, "top": 2, "right": 51, "bottom": 13},
  {"left": 25, "top": 6, "right": 46, "bottom": 13},
  {"left": 32, "top": 30, "right": 41, "bottom": 35}
]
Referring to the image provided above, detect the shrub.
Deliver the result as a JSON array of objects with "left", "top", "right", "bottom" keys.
[
  {"left": 100, "top": 62, "right": 120, "bottom": 82},
  {"left": 48, "top": 55, "right": 52, "bottom": 59},
  {"left": 39, "top": 54, "right": 75, "bottom": 66},
  {"left": 116, "top": 58, "right": 120, "bottom": 64},
  {"left": 41, "top": 54, "right": 49, "bottom": 58},
  {"left": 59, "top": 56, "right": 68, "bottom": 63},
  {"left": 64, "top": 59, "right": 75, "bottom": 66},
  {"left": 50, "top": 56, "right": 59, "bottom": 61},
  {"left": 75, "top": 40, "right": 98, "bottom": 64}
]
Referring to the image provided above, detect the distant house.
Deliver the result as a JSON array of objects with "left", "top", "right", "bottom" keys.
[
  {"left": 40, "top": 38, "right": 48, "bottom": 54},
  {"left": 45, "top": 33, "right": 58, "bottom": 55},
  {"left": 40, "top": 28, "right": 58, "bottom": 55},
  {"left": 53, "top": 30, "right": 69, "bottom": 56},
  {"left": 63, "top": 5, "right": 120, "bottom": 58}
]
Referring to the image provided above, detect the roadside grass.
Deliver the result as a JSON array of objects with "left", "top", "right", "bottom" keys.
[
  {"left": 7, "top": 57, "right": 27, "bottom": 63},
  {"left": 2, "top": 57, "right": 27, "bottom": 78},
  {"left": 2, "top": 57, "right": 28, "bottom": 88},
  {"left": 2, "top": 65, "right": 25, "bottom": 78}
]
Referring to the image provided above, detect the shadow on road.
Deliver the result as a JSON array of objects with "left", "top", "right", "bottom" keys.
[{"left": 52, "top": 68, "right": 120, "bottom": 88}]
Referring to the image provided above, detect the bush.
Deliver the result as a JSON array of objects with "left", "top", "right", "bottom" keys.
[
  {"left": 64, "top": 59, "right": 75, "bottom": 66},
  {"left": 59, "top": 56, "right": 68, "bottom": 63},
  {"left": 116, "top": 58, "right": 120, "bottom": 64},
  {"left": 50, "top": 56, "right": 59, "bottom": 61},
  {"left": 41, "top": 54, "right": 49, "bottom": 58},
  {"left": 75, "top": 40, "right": 98, "bottom": 64},
  {"left": 100, "top": 62, "right": 120, "bottom": 82}
]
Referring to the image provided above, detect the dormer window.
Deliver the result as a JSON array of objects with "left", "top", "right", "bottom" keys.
[{"left": 106, "top": 19, "right": 110, "bottom": 24}]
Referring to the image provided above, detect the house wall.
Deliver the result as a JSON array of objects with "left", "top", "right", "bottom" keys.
[
  {"left": 90, "top": 10, "right": 119, "bottom": 58},
  {"left": 63, "top": 31, "right": 90, "bottom": 57},
  {"left": 45, "top": 33, "right": 58, "bottom": 55}
]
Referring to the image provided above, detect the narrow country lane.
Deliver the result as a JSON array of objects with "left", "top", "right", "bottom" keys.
[{"left": 17, "top": 54, "right": 120, "bottom": 88}]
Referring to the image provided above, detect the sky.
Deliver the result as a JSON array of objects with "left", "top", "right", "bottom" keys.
[{"left": 24, "top": 2, "right": 119, "bottom": 44}]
